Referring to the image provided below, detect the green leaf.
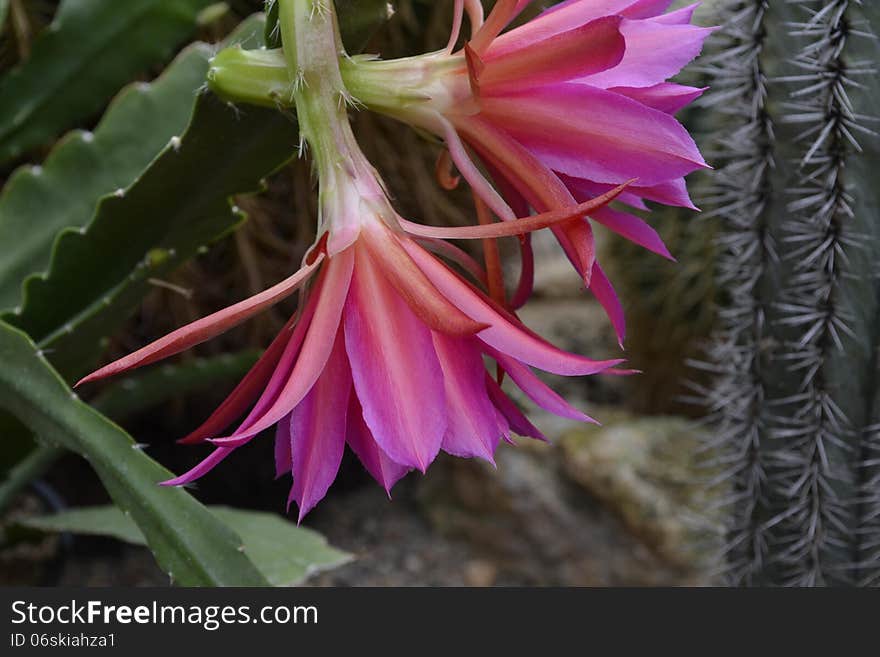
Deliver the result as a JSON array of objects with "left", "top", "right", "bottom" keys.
[
  {"left": 3, "top": 91, "right": 299, "bottom": 380},
  {"left": 0, "top": 14, "right": 268, "bottom": 312},
  {"left": 0, "top": 320, "right": 269, "bottom": 586},
  {"left": 20, "top": 505, "right": 145, "bottom": 545},
  {"left": 0, "top": 45, "right": 210, "bottom": 311},
  {"left": 19, "top": 504, "right": 352, "bottom": 586},
  {"left": 0, "top": 350, "right": 260, "bottom": 512},
  {"left": 0, "top": 0, "right": 219, "bottom": 163},
  {"left": 210, "top": 506, "right": 352, "bottom": 585},
  {"left": 265, "top": 0, "right": 396, "bottom": 52}
]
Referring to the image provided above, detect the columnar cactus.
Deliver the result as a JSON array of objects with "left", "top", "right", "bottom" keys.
[{"left": 704, "top": 0, "right": 880, "bottom": 586}]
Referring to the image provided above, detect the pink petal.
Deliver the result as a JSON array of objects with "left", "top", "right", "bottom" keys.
[
  {"left": 609, "top": 83, "right": 705, "bottom": 114},
  {"left": 433, "top": 333, "right": 501, "bottom": 462},
  {"left": 635, "top": 178, "right": 700, "bottom": 209},
  {"left": 592, "top": 205, "right": 673, "bottom": 260},
  {"left": 77, "top": 255, "right": 322, "bottom": 386},
  {"left": 403, "top": 239, "right": 624, "bottom": 376},
  {"left": 487, "top": 346, "right": 597, "bottom": 424},
  {"left": 346, "top": 395, "right": 410, "bottom": 495},
  {"left": 413, "top": 236, "right": 489, "bottom": 287},
  {"left": 652, "top": 3, "right": 701, "bottom": 25},
  {"left": 469, "top": 0, "right": 533, "bottom": 54},
  {"left": 589, "top": 262, "right": 626, "bottom": 346},
  {"left": 566, "top": 175, "right": 698, "bottom": 211},
  {"left": 511, "top": 234, "right": 534, "bottom": 310},
  {"left": 363, "top": 223, "right": 488, "bottom": 336},
  {"left": 567, "top": 186, "right": 674, "bottom": 260},
  {"left": 479, "top": 16, "right": 625, "bottom": 92},
  {"left": 210, "top": 249, "right": 354, "bottom": 447},
  {"left": 178, "top": 314, "right": 297, "bottom": 445},
  {"left": 455, "top": 114, "right": 596, "bottom": 281},
  {"left": 288, "top": 329, "right": 351, "bottom": 521},
  {"left": 344, "top": 242, "right": 446, "bottom": 472},
  {"left": 440, "top": 115, "right": 516, "bottom": 222},
  {"left": 446, "top": 0, "right": 465, "bottom": 53},
  {"left": 483, "top": 161, "right": 534, "bottom": 309},
  {"left": 484, "top": 374, "right": 547, "bottom": 442},
  {"left": 544, "top": 0, "right": 674, "bottom": 19},
  {"left": 494, "top": 0, "right": 674, "bottom": 56},
  {"left": 398, "top": 181, "right": 630, "bottom": 240},
  {"left": 274, "top": 412, "right": 293, "bottom": 478},
  {"left": 580, "top": 18, "right": 713, "bottom": 89},
  {"left": 160, "top": 446, "right": 236, "bottom": 487},
  {"left": 485, "top": 159, "right": 531, "bottom": 218},
  {"left": 480, "top": 83, "right": 707, "bottom": 187},
  {"left": 230, "top": 275, "right": 325, "bottom": 437}
]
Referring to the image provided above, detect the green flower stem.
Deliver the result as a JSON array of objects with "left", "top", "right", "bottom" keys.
[
  {"left": 274, "top": 0, "right": 390, "bottom": 242},
  {"left": 206, "top": 40, "right": 463, "bottom": 131},
  {"left": 280, "top": 0, "right": 355, "bottom": 172},
  {"left": 207, "top": 47, "right": 292, "bottom": 108}
]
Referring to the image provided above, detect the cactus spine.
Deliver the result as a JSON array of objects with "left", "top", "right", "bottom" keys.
[
  {"left": 701, "top": 0, "right": 778, "bottom": 586},
  {"left": 704, "top": 0, "right": 880, "bottom": 585}
]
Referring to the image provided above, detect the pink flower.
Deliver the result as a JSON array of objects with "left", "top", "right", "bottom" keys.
[
  {"left": 343, "top": 0, "right": 712, "bottom": 342},
  {"left": 77, "top": 175, "right": 629, "bottom": 519}
]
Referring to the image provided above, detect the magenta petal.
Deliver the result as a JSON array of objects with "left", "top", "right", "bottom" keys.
[
  {"left": 566, "top": 175, "right": 698, "bottom": 211},
  {"left": 210, "top": 249, "right": 354, "bottom": 447},
  {"left": 456, "top": 114, "right": 596, "bottom": 281},
  {"left": 160, "top": 447, "right": 235, "bottom": 487},
  {"left": 481, "top": 84, "right": 707, "bottom": 187},
  {"left": 609, "top": 83, "right": 705, "bottom": 115},
  {"left": 484, "top": 374, "right": 547, "bottom": 442},
  {"left": 487, "top": 346, "right": 597, "bottom": 424},
  {"left": 586, "top": 203, "right": 673, "bottom": 260},
  {"left": 482, "top": 162, "right": 534, "bottom": 309},
  {"left": 470, "top": 0, "right": 533, "bottom": 53},
  {"left": 544, "top": 0, "right": 674, "bottom": 20},
  {"left": 589, "top": 262, "right": 626, "bottom": 346},
  {"left": 221, "top": 271, "right": 327, "bottom": 445},
  {"left": 398, "top": 182, "right": 628, "bottom": 241},
  {"left": 77, "top": 256, "right": 322, "bottom": 386},
  {"left": 485, "top": 160, "right": 531, "bottom": 218},
  {"left": 414, "top": 237, "right": 489, "bottom": 287},
  {"left": 495, "top": 0, "right": 674, "bottom": 56},
  {"left": 363, "top": 224, "right": 488, "bottom": 336},
  {"left": 233, "top": 294, "right": 317, "bottom": 437},
  {"left": 403, "top": 239, "right": 624, "bottom": 376},
  {"left": 289, "top": 330, "right": 350, "bottom": 521},
  {"left": 178, "top": 313, "right": 299, "bottom": 445},
  {"left": 634, "top": 178, "right": 699, "bottom": 210},
  {"left": 433, "top": 333, "right": 501, "bottom": 462},
  {"left": 346, "top": 395, "right": 410, "bottom": 495},
  {"left": 274, "top": 412, "right": 293, "bottom": 478},
  {"left": 480, "top": 16, "right": 625, "bottom": 92},
  {"left": 344, "top": 243, "right": 446, "bottom": 472},
  {"left": 580, "top": 18, "right": 713, "bottom": 89},
  {"left": 511, "top": 234, "right": 534, "bottom": 310},
  {"left": 652, "top": 3, "right": 701, "bottom": 25}
]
